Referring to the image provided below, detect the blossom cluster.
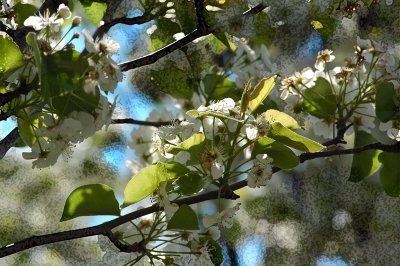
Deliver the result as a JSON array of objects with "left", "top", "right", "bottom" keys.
[
  {"left": 22, "top": 96, "right": 116, "bottom": 168},
  {"left": 280, "top": 38, "right": 400, "bottom": 140}
]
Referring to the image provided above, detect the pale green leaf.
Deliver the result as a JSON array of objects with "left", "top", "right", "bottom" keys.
[
  {"left": 0, "top": 32, "right": 24, "bottom": 74},
  {"left": 122, "top": 162, "right": 190, "bottom": 208},
  {"left": 248, "top": 75, "right": 277, "bottom": 112},
  {"left": 60, "top": 184, "right": 120, "bottom": 221},
  {"left": 268, "top": 122, "right": 324, "bottom": 152},
  {"left": 168, "top": 133, "right": 205, "bottom": 154},
  {"left": 263, "top": 109, "right": 300, "bottom": 129}
]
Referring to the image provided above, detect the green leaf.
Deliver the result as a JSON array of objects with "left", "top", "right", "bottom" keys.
[
  {"left": 378, "top": 152, "right": 400, "bottom": 197},
  {"left": 167, "top": 204, "right": 199, "bottom": 230},
  {"left": 17, "top": 112, "right": 42, "bottom": 147},
  {"left": 41, "top": 50, "right": 99, "bottom": 116},
  {"left": 251, "top": 137, "right": 300, "bottom": 170},
  {"left": 248, "top": 75, "right": 277, "bottom": 113},
  {"left": 307, "top": 4, "right": 337, "bottom": 37},
  {"left": 302, "top": 77, "right": 337, "bottom": 119},
  {"left": 268, "top": 122, "right": 324, "bottom": 152},
  {"left": 26, "top": 32, "right": 42, "bottom": 79},
  {"left": 200, "top": 237, "right": 223, "bottom": 266},
  {"left": 168, "top": 133, "right": 205, "bottom": 154},
  {"left": 240, "top": 79, "right": 252, "bottom": 115},
  {"left": 172, "top": 172, "right": 207, "bottom": 196},
  {"left": 82, "top": 1, "right": 107, "bottom": 26},
  {"left": 122, "top": 162, "right": 190, "bottom": 208},
  {"left": 349, "top": 130, "right": 381, "bottom": 182},
  {"left": 263, "top": 109, "right": 300, "bottom": 129},
  {"left": 186, "top": 110, "right": 242, "bottom": 122},
  {"left": 212, "top": 31, "right": 232, "bottom": 50},
  {"left": 150, "top": 18, "right": 181, "bottom": 51},
  {"left": 150, "top": 65, "right": 195, "bottom": 99},
  {"left": 375, "top": 82, "right": 399, "bottom": 122},
  {"left": 60, "top": 184, "right": 120, "bottom": 221},
  {"left": 13, "top": 3, "right": 38, "bottom": 26},
  {"left": 0, "top": 32, "right": 24, "bottom": 75},
  {"left": 203, "top": 74, "right": 237, "bottom": 101}
]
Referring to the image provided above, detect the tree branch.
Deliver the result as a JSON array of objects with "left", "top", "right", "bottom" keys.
[
  {"left": 112, "top": 118, "right": 179, "bottom": 127},
  {"left": 0, "top": 81, "right": 31, "bottom": 107},
  {"left": 118, "top": 3, "right": 268, "bottom": 71},
  {"left": 0, "top": 127, "right": 20, "bottom": 159},
  {"left": 2, "top": 139, "right": 399, "bottom": 257}
]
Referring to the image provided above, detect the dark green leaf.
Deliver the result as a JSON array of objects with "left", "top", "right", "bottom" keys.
[
  {"left": 375, "top": 82, "right": 399, "bottom": 122},
  {"left": 60, "top": 184, "right": 120, "bottom": 221},
  {"left": 302, "top": 77, "right": 337, "bottom": 119},
  {"left": 150, "top": 65, "right": 195, "bottom": 99},
  {"left": 167, "top": 204, "right": 199, "bottom": 230},
  {"left": 41, "top": 50, "right": 99, "bottom": 116},
  {"left": 200, "top": 237, "right": 223, "bottom": 266},
  {"left": 349, "top": 130, "right": 381, "bottom": 182},
  {"left": 378, "top": 152, "right": 400, "bottom": 197},
  {"left": 172, "top": 172, "right": 207, "bottom": 196},
  {"left": 203, "top": 74, "right": 237, "bottom": 101},
  {"left": 13, "top": 3, "right": 38, "bottom": 26},
  {"left": 251, "top": 137, "right": 300, "bottom": 170}
]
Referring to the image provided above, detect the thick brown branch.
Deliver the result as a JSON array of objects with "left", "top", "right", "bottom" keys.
[{"left": 2, "top": 139, "right": 399, "bottom": 257}]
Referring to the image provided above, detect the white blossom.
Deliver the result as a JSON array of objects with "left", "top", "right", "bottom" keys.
[
  {"left": 203, "top": 203, "right": 241, "bottom": 228},
  {"left": 24, "top": 9, "right": 63, "bottom": 32},
  {"left": 315, "top": 49, "right": 335, "bottom": 71},
  {"left": 247, "top": 154, "right": 273, "bottom": 188}
]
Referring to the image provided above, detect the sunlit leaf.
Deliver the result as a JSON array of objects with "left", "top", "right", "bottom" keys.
[
  {"left": 122, "top": 162, "right": 190, "bottom": 208},
  {"left": 60, "top": 184, "right": 120, "bottom": 221},
  {"left": 263, "top": 109, "right": 300, "bottom": 129},
  {"left": 248, "top": 75, "right": 277, "bottom": 113},
  {"left": 268, "top": 122, "right": 324, "bottom": 152},
  {"left": 168, "top": 133, "right": 205, "bottom": 154},
  {"left": 0, "top": 32, "right": 24, "bottom": 75},
  {"left": 17, "top": 112, "right": 42, "bottom": 147},
  {"left": 167, "top": 204, "right": 199, "bottom": 230}
]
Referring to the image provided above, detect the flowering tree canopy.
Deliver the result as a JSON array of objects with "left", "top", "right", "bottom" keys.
[{"left": 1, "top": 0, "right": 400, "bottom": 265}]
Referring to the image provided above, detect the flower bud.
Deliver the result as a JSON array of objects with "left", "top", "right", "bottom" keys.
[
  {"left": 72, "top": 32, "right": 80, "bottom": 39},
  {"left": 72, "top": 16, "right": 81, "bottom": 27}
]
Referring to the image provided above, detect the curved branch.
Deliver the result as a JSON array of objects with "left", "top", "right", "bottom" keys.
[
  {"left": 1, "top": 140, "right": 399, "bottom": 257},
  {"left": 118, "top": 3, "right": 268, "bottom": 71}
]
